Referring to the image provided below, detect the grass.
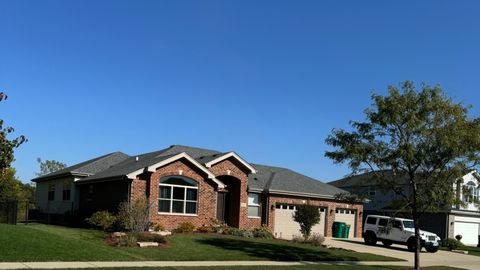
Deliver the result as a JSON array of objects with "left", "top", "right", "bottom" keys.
[
  {"left": 440, "top": 245, "right": 480, "bottom": 257},
  {"left": 21, "top": 266, "right": 465, "bottom": 270},
  {"left": 0, "top": 223, "right": 400, "bottom": 262}
]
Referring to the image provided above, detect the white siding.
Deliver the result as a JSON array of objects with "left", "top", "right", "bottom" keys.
[{"left": 35, "top": 177, "right": 76, "bottom": 214}]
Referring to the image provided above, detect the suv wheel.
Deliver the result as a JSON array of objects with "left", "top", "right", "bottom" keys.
[
  {"left": 425, "top": 245, "right": 439, "bottom": 253},
  {"left": 407, "top": 238, "right": 417, "bottom": 252},
  {"left": 364, "top": 231, "right": 377, "bottom": 245},
  {"left": 382, "top": 240, "right": 393, "bottom": 247}
]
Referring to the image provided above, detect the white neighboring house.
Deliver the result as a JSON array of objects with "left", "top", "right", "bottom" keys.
[
  {"left": 32, "top": 152, "right": 130, "bottom": 214},
  {"left": 330, "top": 170, "right": 480, "bottom": 246}
]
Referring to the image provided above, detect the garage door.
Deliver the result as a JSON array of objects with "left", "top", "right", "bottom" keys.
[
  {"left": 334, "top": 209, "right": 356, "bottom": 238},
  {"left": 273, "top": 204, "right": 326, "bottom": 240},
  {"left": 454, "top": 222, "right": 479, "bottom": 246}
]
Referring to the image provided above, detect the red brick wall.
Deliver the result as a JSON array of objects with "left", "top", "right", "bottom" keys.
[
  {"left": 267, "top": 195, "right": 363, "bottom": 237},
  {"left": 130, "top": 178, "right": 147, "bottom": 202},
  {"left": 147, "top": 158, "right": 218, "bottom": 230},
  {"left": 208, "top": 158, "right": 251, "bottom": 229}
]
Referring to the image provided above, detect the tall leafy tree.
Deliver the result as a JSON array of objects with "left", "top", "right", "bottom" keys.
[
  {"left": 35, "top": 158, "right": 67, "bottom": 177},
  {"left": 0, "top": 92, "right": 27, "bottom": 175},
  {"left": 325, "top": 81, "right": 480, "bottom": 270}
]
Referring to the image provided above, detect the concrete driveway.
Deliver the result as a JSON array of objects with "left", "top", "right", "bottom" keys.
[{"left": 324, "top": 238, "right": 480, "bottom": 270}]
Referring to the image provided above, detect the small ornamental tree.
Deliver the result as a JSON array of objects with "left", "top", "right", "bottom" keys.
[
  {"left": 293, "top": 204, "right": 321, "bottom": 239},
  {"left": 325, "top": 81, "right": 480, "bottom": 270}
]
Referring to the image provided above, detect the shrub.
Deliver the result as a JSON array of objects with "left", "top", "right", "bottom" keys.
[
  {"left": 196, "top": 225, "right": 214, "bottom": 233},
  {"left": 252, "top": 225, "right": 273, "bottom": 239},
  {"left": 308, "top": 233, "right": 325, "bottom": 246},
  {"left": 117, "top": 198, "right": 151, "bottom": 233},
  {"left": 228, "top": 228, "right": 253, "bottom": 238},
  {"left": 86, "top": 211, "right": 116, "bottom": 231},
  {"left": 136, "top": 232, "right": 167, "bottom": 244},
  {"left": 293, "top": 204, "right": 321, "bottom": 239},
  {"left": 292, "top": 234, "right": 305, "bottom": 243},
  {"left": 152, "top": 223, "right": 165, "bottom": 232},
  {"left": 174, "top": 222, "right": 195, "bottom": 233},
  {"left": 442, "top": 238, "right": 463, "bottom": 250}
]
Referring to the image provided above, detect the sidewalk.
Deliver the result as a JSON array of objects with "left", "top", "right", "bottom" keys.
[{"left": 0, "top": 260, "right": 412, "bottom": 269}]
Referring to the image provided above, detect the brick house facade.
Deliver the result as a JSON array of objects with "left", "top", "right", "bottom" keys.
[{"left": 34, "top": 145, "right": 363, "bottom": 238}]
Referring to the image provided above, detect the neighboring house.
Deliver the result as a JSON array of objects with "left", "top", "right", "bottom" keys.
[
  {"left": 32, "top": 145, "right": 363, "bottom": 239},
  {"left": 330, "top": 171, "right": 480, "bottom": 246}
]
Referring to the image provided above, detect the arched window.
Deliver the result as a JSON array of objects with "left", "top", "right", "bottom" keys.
[
  {"left": 464, "top": 181, "right": 479, "bottom": 203},
  {"left": 158, "top": 176, "right": 198, "bottom": 215}
]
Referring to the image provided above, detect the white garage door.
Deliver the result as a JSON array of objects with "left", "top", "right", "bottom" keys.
[
  {"left": 454, "top": 222, "right": 479, "bottom": 246},
  {"left": 273, "top": 204, "right": 326, "bottom": 240},
  {"left": 334, "top": 209, "right": 356, "bottom": 238}
]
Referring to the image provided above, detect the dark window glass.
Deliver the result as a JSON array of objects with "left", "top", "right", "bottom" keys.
[
  {"left": 186, "top": 189, "right": 197, "bottom": 201},
  {"left": 161, "top": 177, "right": 197, "bottom": 187},
  {"left": 173, "top": 187, "right": 185, "bottom": 200},
  {"left": 366, "top": 217, "right": 377, "bottom": 224},
  {"left": 378, "top": 219, "right": 388, "bottom": 226},
  {"left": 62, "top": 190, "right": 71, "bottom": 201},
  {"left": 159, "top": 186, "right": 171, "bottom": 199},
  {"left": 186, "top": 202, "right": 197, "bottom": 214},
  {"left": 159, "top": 200, "right": 170, "bottom": 212},
  {"left": 172, "top": 201, "right": 184, "bottom": 213}
]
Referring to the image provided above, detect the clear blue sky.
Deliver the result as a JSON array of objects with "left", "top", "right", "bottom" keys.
[{"left": 1, "top": 1, "right": 479, "bottom": 183}]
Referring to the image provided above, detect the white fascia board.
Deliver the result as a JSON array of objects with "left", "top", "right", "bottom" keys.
[
  {"left": 126, "top": 152, "right": 225, "bottom": 189},
  {"left": 204, "top": 152, "right": 257, "bottom": 174}
]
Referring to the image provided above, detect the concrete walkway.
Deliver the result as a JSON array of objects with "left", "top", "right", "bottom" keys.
[{"left": 0, "top": 260, "right": 412, "bottom": 269}]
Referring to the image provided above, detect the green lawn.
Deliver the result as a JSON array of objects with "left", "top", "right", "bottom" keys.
[
  {"left": 441, "top": 245, "right": 480, "bottom": 257},
  {"left": 22, "top": 266, "right": 464, "bottom": 270},
  {"left": 0, "top": 223, "right": 400, "bottom": 262}
]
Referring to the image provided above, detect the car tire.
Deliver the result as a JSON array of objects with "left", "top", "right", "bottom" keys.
[
  {"left": 407, "top": 238, "right": 417, "bottom": 252},
  {"left": 425, "top": 245, "right": 439, "bottom": 253},
  {"left": 364, "top": 231, "right": 377, "bottom": 245},
  {"left": 382, "top": 240, "right": 393, "bottom": 247}
]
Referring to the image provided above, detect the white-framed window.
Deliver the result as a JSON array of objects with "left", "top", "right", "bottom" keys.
[
  {"left": 158, "top": 176, "right": 198, "bottom": 215},
  {"left": 248, "top": 193, "right": 261, "bottom": 217},
  {"left": 464, "top": 181, "right": 479, "bottom": 203}
]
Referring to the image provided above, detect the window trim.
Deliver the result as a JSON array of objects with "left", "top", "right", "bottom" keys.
[
  {"left": 248, "top": 193, "right": 261, "bottom": 218},
  {"left": 158, "top": 177, "right": 199, "bottom": 216}
]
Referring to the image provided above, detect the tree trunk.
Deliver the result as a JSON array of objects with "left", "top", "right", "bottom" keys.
[{"left": 411, "top": 179, "right": 421, "bottom": 270}]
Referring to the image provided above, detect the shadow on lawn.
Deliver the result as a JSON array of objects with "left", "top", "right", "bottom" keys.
[{"left": 197, "top": 237, "right": 361, "bottom": 261}]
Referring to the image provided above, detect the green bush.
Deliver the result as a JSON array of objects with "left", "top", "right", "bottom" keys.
[
  {"left": 86, "top": 211, "right": 117, "bottom": 231},
  {"left": 174, "top": 222, "right": 195, "bottom": 233},
  {"left": 293, "top": 204, "right": 321, "bottom": 239},
  {"left": 228, "top": 228, "right": 254, "bottom": 238},
  {"left": 442, "top": 238, "right": 463, "bottom": 250},
  {"left": 252, "top": 225, "right": 273, "bottom": 239},
  {"left": 136, "top": 232, "right": 167, "bottom": 244}
]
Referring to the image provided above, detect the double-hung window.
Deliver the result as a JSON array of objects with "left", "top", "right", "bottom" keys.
[
  {"left": 248, "top": 193, "right": 261, "bottom": 218},
  {"left": 158, "top": 176, "right": 198, "bottom": 215},
  {"left": 48, "top": 183, "right": 55, "bottom": 201},
  {"left": 63, "top": 180, "right": 71, "bottom": 201}
]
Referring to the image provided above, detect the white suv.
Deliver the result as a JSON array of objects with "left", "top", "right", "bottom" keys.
[{"left": 363, "top": 215, "right": 441, "bottom": 253}]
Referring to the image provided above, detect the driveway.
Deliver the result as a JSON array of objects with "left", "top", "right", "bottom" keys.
[{"left": 324, "top": 237, "right": 480, "bottom": 270}]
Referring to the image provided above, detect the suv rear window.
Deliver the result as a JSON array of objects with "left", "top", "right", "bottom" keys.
[
  {"left": 366, "top": 217, "right": 377, "bottom": 225},
  {"left": 378, "top": 218, "right": 388, "bottom": 226}
]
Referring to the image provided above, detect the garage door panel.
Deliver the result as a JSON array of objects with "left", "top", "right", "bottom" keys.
[
  {"left": 274, "top": 205, "right": 326, "bottom": 240},
  {"left": 454, "top": 222, "right": 479, "bottom": 246}
]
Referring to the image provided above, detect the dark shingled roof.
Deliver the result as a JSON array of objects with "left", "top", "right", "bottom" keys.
[
  {"left": 32, "top": 152, "right": 131, "bottom": 182},
  {"left": 78, "top": 145, "right": 220, "bottom": 182},
  {"left": 34, "top": 144, "right": 346, "bottom": 197},
  {"left": 249, "top": 164, "right": 347, "bottom": 197}
]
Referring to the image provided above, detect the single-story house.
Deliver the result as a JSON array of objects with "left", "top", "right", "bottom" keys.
[
  {"left": 330, "top": 171, "right": 480, "bottom": 246},
  {"left": 32, "top": 145, "right": 363, "bottom": 239}
]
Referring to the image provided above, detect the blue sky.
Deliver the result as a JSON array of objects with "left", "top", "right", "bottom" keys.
[{"left": 1, "top": 1, "right": 479, "bottom": 183}]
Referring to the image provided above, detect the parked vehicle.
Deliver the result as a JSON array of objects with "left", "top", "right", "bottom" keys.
[{"left": 363, "top": 215, "right": 441, "bottom": 253}]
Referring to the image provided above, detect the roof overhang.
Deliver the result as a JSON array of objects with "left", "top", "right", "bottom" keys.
[
  {"left": 204, "top": 152, "right": 256, "bottom": 174},
  {"left": 126, "top": 152, "right": 225, "bottom": 189},
  {"left": 31, "top": 172, "right": 91, "bottom": 183}
]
